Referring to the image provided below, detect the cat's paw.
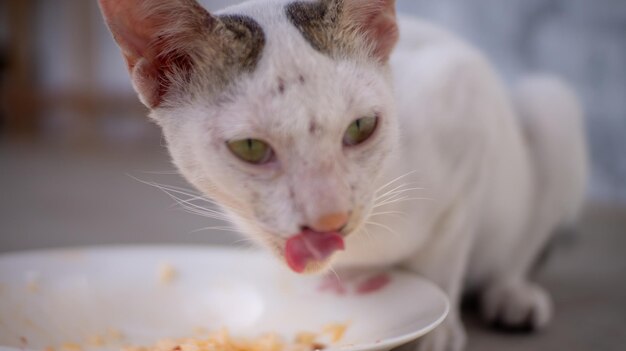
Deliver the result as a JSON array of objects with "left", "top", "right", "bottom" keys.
[
  {"left": 481, "top": 279, "right": 553, "bottom": 331},
  {"left": 415, "top": 316, "right": 466, "bottom": 351}
]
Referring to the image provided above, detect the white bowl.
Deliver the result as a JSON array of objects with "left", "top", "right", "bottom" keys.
[{"left": 0, "top": 246, "right": 448, "bottom": 351}]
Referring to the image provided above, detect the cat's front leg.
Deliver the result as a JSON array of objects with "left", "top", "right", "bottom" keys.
[{"left": 402, "top": 204, "right": 475, "bottom": 351}]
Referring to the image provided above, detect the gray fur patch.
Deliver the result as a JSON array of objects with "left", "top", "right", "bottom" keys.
[
  {"left": 177, "top": 14, "right": 266, "bottom": 105},
  {"left": 285, "top": 0, "right": 398, "bottom": 62},
  {"left": 217, "top": 15, "right": 266, "bottom": 73},
  {"left": 285, "top": 0, "right": 343, "bottom": 55}
]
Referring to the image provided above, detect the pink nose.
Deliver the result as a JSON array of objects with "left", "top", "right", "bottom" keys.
[{"left": 309, "top": 212, "right": 349, "bottom": 232}]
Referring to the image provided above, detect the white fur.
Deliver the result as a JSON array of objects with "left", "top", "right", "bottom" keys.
[
  {"left": 152, "top": 0, "right": 399, "bottom": 257},
  {"left": 145, "top": 3, "right": 587, "bottom": 351}
]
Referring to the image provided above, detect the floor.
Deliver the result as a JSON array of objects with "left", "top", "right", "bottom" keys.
[
  {"left": 464, "top": 205, "right": 626, "bottom": 351},
  {"left": 1, "top": 141, "right": 625, "bottom": 351}
]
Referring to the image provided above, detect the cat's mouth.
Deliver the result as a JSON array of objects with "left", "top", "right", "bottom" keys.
[{"left": 283, "top": 229, "right": 345, "bottom": 274}]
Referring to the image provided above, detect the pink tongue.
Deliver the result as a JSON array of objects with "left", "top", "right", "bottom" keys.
[{"left": 285, "top": 230, "right": 345, "bottom": 273}]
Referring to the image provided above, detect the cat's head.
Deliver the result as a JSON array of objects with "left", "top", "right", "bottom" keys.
[{"left": 99, "top": 0, "right": 399, "bottom": 273}]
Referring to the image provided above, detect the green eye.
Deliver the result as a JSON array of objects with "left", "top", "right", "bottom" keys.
[
  {"left": 343, "top": 116, "right": 378, "bottom": 146},
  {"left": 227, "top": 138, "right": 274, "bottom": 164}
]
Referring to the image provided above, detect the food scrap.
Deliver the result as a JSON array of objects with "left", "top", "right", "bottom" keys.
[
  {"left": 323, "top": 323, "right": 348, "bottom": 343},
  {"left": 86, "top": 334, "right": 105, "bottom": 347},
  {"left": 158, "top": 262, "right": 177, "bottom": 284},
  {"left": 25, "top": 270, "right": 41, "bottom": 293},
  {"left": 106, "top": 327, "right": 125, "bottom": 342},
  {"left": 60, "top": 342, "right": 82, "bottom": 351},
  {"left": 122, "top": 324, "right": 348, "bottom": 351}
]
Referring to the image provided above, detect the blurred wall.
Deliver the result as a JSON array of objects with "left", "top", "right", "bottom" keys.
[
  {"left": 391, "top": 0, "right": 626, "bottom": 204},
  {"left": 7, "top": 0, "right": 626, "bottom": 203}
]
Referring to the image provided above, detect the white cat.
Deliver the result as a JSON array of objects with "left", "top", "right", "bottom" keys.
[{"left": 99, "top": 0, "right": 588, "bottom": 350}]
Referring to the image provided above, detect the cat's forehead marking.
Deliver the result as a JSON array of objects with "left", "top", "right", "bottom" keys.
[
  {"left": 285, "top": 0, "right": 347, "bottom": 56},
  {"left": 191, "top": 14, "right": 266, "bottom": 101},
  {"left": 217, "top": 15, "right": 266, "bottom": 72}
]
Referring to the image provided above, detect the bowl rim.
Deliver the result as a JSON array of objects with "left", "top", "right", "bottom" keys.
[{"left": 0, "top": 244, "right": 450, "bottom": 351}]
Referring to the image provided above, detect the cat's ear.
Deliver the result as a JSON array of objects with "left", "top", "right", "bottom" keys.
[
  {"left": 287, "top": 0, "right": 398, "bottom": 63},
  {"left": 98, "top": 0, "right": 214, "bottom": 108},
  {"left": 342, "top": 0, "right": 399, "bottom": 62},
  {"left": 99, "top": 0, "right": 266, "bottom": 109}
]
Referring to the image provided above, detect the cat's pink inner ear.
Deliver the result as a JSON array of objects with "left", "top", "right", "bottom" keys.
[
  {"left": 98, "top": 0, "right": 212, "bottom": 107},
  {"left": 99, "top": 0, "right": 159, "bottom": 70},
  {"left": 345, "top": 0, "right": 399, "bottom": 62}
]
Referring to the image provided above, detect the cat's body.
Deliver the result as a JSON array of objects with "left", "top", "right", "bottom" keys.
[
  {"left": 340, "top": 15, "right": 587, "bottom": 285},
  {"left": 99, "top": 1, "right": 588, "bottom": 350},
  {"left": 341, "top": 17, "right": 588, "bottom": 348}
]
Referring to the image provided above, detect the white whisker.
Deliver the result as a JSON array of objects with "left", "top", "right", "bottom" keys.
[
  {"left": 137, "top": 170, "right": 181, "bottom": 175},
  {"left": 365, "top": 221, "right": 399, "bottom": 236},
  {"left": 374, "top": 188, "right": 424, "bottom": 208},
  {"left": 128, "top": 175, "right": 239, "bottom": 223},
  {"left": 368, "top": 211, "right": 407, "bottom": 218},
  {"left": 373, "top": 196, "right": 433, "bottom": 208},
  {"left": 163, "top": 193, "right": 231, "bottom": 220},
  {"left": 375, "top": 186, "right": 424, "bottom": 202},
  {"left": 374, "top": 170, "right": 420, "bottom": 195},
  {"left": 327, "top": 265, "right": 342, "bottom": 283},
  {"left": 375, "top": 182, "right": 421, "bottom": 200},
  {"left": 129, "top": 176, "right": 226, "bottom": 209},
  {"left": 230, "top": 237, "right": 256, "bottom": 247},
  {"left": 361, "top": 226, "right": 374, "bottom": 241},
  {"left": 189, "top": 226, "right": 241, "bottom": 234}
]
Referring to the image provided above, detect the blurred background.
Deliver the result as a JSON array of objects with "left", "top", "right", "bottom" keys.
[{"left": 0, "top": 0, "right": 625, "bottom": 350}]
